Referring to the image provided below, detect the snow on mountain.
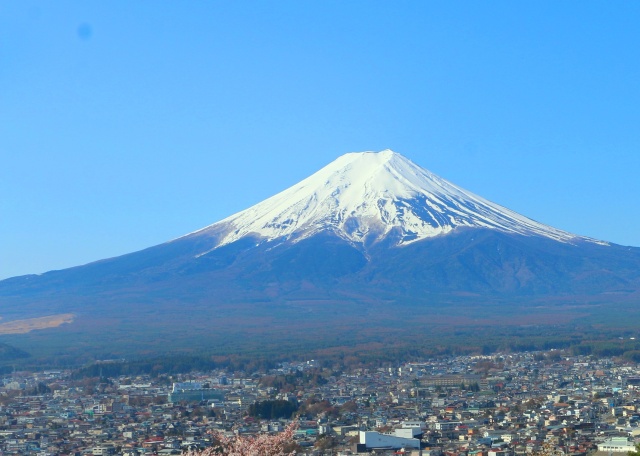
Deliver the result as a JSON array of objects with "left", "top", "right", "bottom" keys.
[{"left": 190, "top": 150, "right": 605, "bottom": 254}]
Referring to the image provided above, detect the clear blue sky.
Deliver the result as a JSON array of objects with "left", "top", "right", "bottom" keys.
[{"left": 2, "top": 1, "right": 639, "bottom": 280}]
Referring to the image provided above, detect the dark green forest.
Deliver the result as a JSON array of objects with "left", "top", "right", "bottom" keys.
[{"left": 2, "top": 317, "right": 640, "bottom": 375}]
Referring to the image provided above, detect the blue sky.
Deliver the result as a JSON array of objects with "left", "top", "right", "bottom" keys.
[{"left": 1, "top": 1, "right": 639, "bottom": 279}]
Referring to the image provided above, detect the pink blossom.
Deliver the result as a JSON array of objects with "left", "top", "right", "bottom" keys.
[{"left": 184, "top": 422, "right": 298, "bottom": 456}]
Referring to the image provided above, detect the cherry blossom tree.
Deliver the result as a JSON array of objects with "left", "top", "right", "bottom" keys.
[{"left": 184, "top": 422, "right": 298, "bottom": 456}]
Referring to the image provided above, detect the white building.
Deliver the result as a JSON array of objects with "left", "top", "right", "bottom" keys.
[
  {"left": 359, "top": 431, "right": 420, "bottom": 450},
  {"left": 597, "top": 437, "right": 636, "bottom": 453}
]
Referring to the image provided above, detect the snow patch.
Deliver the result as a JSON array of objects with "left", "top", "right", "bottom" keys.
[{"left": 187, "top": 150, "right": 607, "bottom": 254}]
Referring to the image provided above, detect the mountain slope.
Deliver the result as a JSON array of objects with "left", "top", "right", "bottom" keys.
[{"left": 1, "top": 149, "right": 639, "bottom": 360}]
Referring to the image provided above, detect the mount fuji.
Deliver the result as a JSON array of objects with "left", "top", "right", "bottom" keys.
[{"left": 1, "top": 150, "right": 640, "bottom": 360}]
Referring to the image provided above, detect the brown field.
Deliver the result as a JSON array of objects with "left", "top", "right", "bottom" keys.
[{"left": 0, "top": 314, "right": 75, "bottom": 334}]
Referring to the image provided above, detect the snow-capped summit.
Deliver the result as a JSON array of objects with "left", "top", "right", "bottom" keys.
[{"left": 192, "top": 150, "right": 602, "bottom": 252}]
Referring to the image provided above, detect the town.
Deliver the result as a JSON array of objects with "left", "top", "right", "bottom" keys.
[{"left": 1, "top": 351, "right": 640, "bottom": 456}]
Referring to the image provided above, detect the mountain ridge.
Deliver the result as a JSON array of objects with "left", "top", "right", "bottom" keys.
[{"left": 186, "top": 150, "right": 606, "bottom": 258}]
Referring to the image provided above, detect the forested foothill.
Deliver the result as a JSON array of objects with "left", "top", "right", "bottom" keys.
[{"left": 1, "top": 320, "right": 639, "bottom": 375}]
